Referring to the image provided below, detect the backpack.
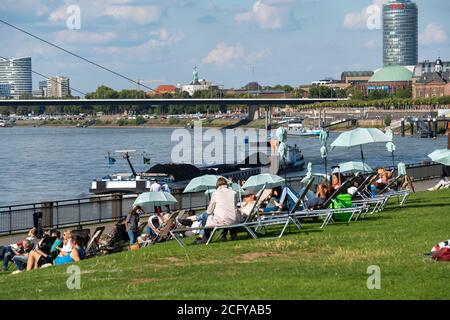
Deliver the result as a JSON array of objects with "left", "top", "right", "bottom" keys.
[
  {"left": 431, "top": 239, "right": 450, "bottom": 253},
  {"left": 432, "top": 247, "right": 450, "bottom": 261}
]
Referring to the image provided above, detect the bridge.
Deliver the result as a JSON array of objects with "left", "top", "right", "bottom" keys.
[{"left": 0, "top": 98, "right": 346, "bottom": 107}]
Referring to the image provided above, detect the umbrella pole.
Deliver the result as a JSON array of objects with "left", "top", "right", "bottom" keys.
[
  {"left": 392, "top": 152, "right": 395, "bottom": 175},
  {"left": 324, "top": 157, "right": 328, "bottom": 185},
  {"left": 360, "top": 145, "right": 365, "bottom": 166}
]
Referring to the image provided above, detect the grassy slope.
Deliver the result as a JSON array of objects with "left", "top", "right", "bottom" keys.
[{"left": 1, "top": 190, "right": 449, "bottom": 300}]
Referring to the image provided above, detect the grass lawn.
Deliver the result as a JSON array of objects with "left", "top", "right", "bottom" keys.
[{"left": 0, "top": 190, "right": 449, "bottom": 300}]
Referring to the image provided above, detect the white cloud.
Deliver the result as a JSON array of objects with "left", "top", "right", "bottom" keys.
[
  {"left": 53, "top": 31, "right": 117, "bottom": 46},
  {"left": 202, "top": 43, "right": 269, "bottom": 67},
  {"left": 343, "top": 0, "right": 388, "bottom": 30},
  {"left": 419, "top": 23, "right": 447, "bottom": 45},
  {"left": 104, "top": 5, "right": 162, "bottom": 25},
  {"left": 94, "top": 29, "right": 185, "bottom": 57},
  {"left": 235, "top": 0, "right": 289, "bottom": 30},
  {"left": 203, "top": 43, "right": 245, "bottom": 66},
  {"left": 48, "top": 2, "right": 162, "bottom": 25}
]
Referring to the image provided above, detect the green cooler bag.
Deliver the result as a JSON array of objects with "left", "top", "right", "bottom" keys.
[{"left": 330, "top": 194, "right": 353, "bottom": 221}]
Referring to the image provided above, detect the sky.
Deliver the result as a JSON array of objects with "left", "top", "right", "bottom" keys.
[{"left": 0, "top": 0, "right": 449, "bottom": 94}]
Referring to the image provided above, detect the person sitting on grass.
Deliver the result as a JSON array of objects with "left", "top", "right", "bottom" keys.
[
  {"left": 11, "top": 239, "right": 34, "bottom": 274},
  {"left": 53, "top": 235, "right": 86, "bottom": 266},
  {"left": 55, "top": 229, "right": 73, "bottom": 257},
  {"left": 26, "top": 230, "right": 62, "bottom": 271}
]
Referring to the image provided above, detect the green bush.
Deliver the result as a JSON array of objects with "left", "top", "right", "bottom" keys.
[
  {"left": 116, "top": 119, "right": 128, "bottom": 126},
  {"left": 168, "top": 118, "right": 180, "bottom": 125},
  {"left": 135, "top": 116, "right": 146, "bottom": 126},
  {"left": 384, "top": 114, "right": 392, "bottom": 127}
]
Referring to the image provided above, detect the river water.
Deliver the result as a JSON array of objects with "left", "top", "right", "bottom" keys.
[{"left": 0, "top": 127, "right": 446, "bottom": 206}]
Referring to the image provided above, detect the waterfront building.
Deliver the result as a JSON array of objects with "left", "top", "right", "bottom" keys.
[
  {"left": 0, "top": 83, "right": 11, "bottom": 98},
  {"left": 383, "top": 0, "right": 418, "bottom": 66},
  {"left": 360, "top": 65, "right": 414, "bottom": 95},
  {"left": 155, "top": 85, "right": 177, "bottom": 95},
  {"left": 44, "top": 76, "right": 71, "bottom": 98},
  {"left": 341, "top": 71, "right": 374, "bottom": 84},
  {"left": 0, "top": 57, "right": 32, "bottom": 99},
  {"left": 414, "top": 59, "right": 450, "bottom": 77},
  {"left": 413, "top": 57, "right": 450, "bottom": 98},
  {"left": 181, "top": 67, "right": 219, "bottom": 96},
  {"left": 47, "top": 76, "right": 70, "bottom": 98}
]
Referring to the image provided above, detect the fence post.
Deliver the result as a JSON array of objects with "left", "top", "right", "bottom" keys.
[
  {"left": 173, "top": 190, "right": 182, "bottom": 211},
  {"left": 112, "top": 193, "right": 123, "bottom": 219},
  {"left": 78, "top": 199, "right": 82, "bottom": 229},
  {"left": 9, "top": 206, "right": 12, "bottom": 235},
  {"left": 98, "top": 197, "right": 102, "bottom": 223},
  {"left": 41, "top": 201, "right": 54, "bottom": 229}
]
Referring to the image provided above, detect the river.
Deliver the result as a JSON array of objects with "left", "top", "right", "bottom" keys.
[{"left": 0, "top": 127, "right": 446, "bottom": 206}]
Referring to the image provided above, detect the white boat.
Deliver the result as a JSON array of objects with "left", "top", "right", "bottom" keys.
[
  {"left": 286, "top": 123, "right": 321, "bottom": 137},
  {"left": 89, "top": 146, "right": 305, "bottom": 195}
]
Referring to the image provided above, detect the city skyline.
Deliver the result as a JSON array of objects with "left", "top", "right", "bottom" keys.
[{"left": 0, "top": 0, "right": 448, "bottom": 93}]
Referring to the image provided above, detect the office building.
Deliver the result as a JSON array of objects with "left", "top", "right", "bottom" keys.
[
  {"left": 0, "top": 57, "right": 32, "bottom": 99},
  {"left": 383, "top": 0, "right": 418, "bottom": 66}
]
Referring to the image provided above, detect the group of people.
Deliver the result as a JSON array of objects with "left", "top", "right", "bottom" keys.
[
  {"left": 1, "top": 227, "right": 86, "bottom": 274},
  {"left": 126, "top": 178, "right": 172, "bottom": 245}
]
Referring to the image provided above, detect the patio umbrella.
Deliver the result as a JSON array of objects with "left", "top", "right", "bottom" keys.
[
  {"left": 276, "top": 127, "right": 288, "bottom": 182},
  {"left": 428, "top": 149, "right": 450, "bottom": 166},
  {"left": 332, "top": 161, "right": 373, "bottom": 174},
  {"left": 204, "top": 183, "right": 244, "bottom": 195},
  {"left": 301, "top": 162, "right": 313, "bottom": 184},
  {"left": 319, "top": 130, "right": 329, "bottom": 182},
  {"left": 133, "top": 191, "right": 178, "bottom": 208},
  {"left": 242, "top": 173, "right": 285, "bottom": 190},
  {"left": 385, "top": 129, "right": 396, "bottom": 168},
  {"left": 330, "top": 128, "right": 390, "bottom": 165},
  {"left": 183, "top": 175, "right": 230, "bottom": 193},
  {"left": 398, "top": 162, "right": 407, "bottom": 176}
]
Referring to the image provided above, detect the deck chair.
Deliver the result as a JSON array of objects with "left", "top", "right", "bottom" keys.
[
  {"left": 297, "top": 177, "right": 367, "bottom": 226},
  {"left": 378, "top": 175, "right": 410, "bottom": 205},
  {"left": 170, "top": 185, "right": 268, "bottom": 247},
  {"left": 85, "top": 226, "right": 105, "bottom": 258},
  {"left": 151, "top": 210, "right": 184, "bottom": 244},
  {"left": 71, "top": 229, "right": 91, "bottom": 248},
  {"left": 351, "top": 174, "right": 389, "bottom": 218},
  {"left": 251, "top": 178, "right": 316, "bottom": 238}
]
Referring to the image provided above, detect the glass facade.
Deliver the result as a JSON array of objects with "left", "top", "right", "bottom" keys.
[
  {"left": 0, "top": 83, "right": 11, "bottom": 98},
  {"left": 383, "top": 0, "right": 418, "bottom": 66},
  {"left": 0, "top": 57, "right": 32, "bottom": 99}
]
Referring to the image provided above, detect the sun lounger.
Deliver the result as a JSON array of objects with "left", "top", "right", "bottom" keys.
[
  {"left": 152, "top": 210, "right": 184, "bottom": 243},
  {"left": 170, "top": 185, "right": 269, "bottom": 247},
  {"left": 250, "top": 179, "right": 316, "bottom": 238}
]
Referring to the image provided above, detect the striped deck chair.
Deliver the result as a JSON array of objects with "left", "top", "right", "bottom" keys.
[
  {"left": 251, "top": 179, "right": 316, "bottom": 238},
  {"left": 170, "top": 185, "right": 269, "bottom": 247}
]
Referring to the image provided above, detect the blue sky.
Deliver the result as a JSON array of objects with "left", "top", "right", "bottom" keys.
[{"left": 0, "top": 0, "right": 448, "bottom": 94}]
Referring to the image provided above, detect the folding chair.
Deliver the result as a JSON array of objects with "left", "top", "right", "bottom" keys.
[
  {"left": 85, "top": 226, "right": 105, "bottom": 258},
  {"left": 170, "top": 185, "right": 269, "bottom": 247},
  {"left": 152, "top": 210, "right": 183, "bottom": 243}
]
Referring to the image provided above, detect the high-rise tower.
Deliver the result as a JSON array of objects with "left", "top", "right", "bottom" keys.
[{"left": 383, "top": 0, "right": 418, "bottom": 66}]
